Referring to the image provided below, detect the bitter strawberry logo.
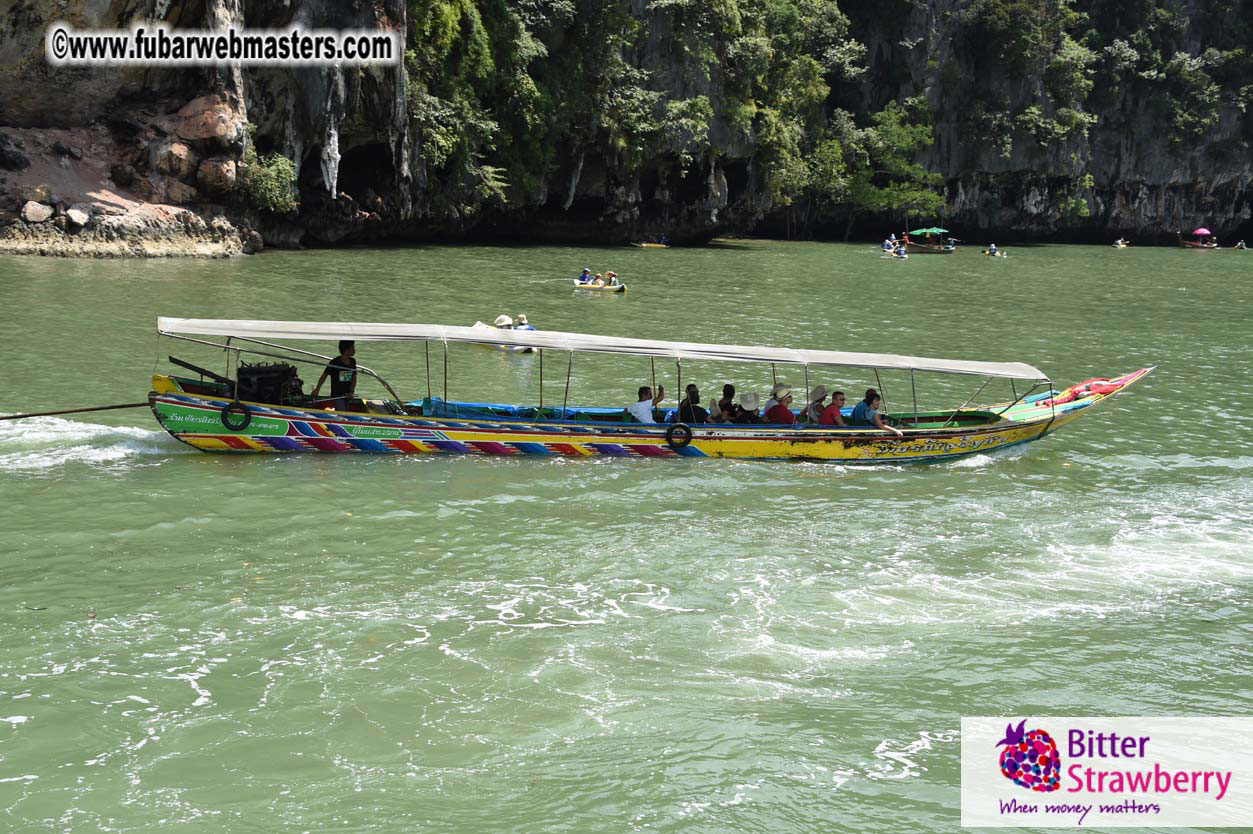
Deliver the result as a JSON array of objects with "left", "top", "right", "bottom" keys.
[{"left": 996, "top": 719, "right": 1061, "bottom": 792}]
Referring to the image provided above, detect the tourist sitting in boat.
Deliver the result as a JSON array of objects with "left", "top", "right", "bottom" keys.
[
  {"left": 764, "top": 386, "right": 796, "bottom": 424},
  {"left": 311, "top": 339, "right": 357, "bottom": 410},
  {"left": 802, "top": 385, "right": 828, "bottom": 422},
  {"left": 1235, "top": 240, "right": 1247, "bottom": 250},
  {"left": 820, "top": 391, "right": 847, "bottom": 426},
  {"left": 850, "top": 388, "right": 903, "bottom": 437},
  {"left": 731, "top": 392, "right": 762, "bottom": 423},
  {"left": 626, "top": 384, "right": 665, "bottom": 423},
  {"left": 763, "top": 382, "right": 788, "bottom": 413},
  {"left": 676, "top": 384, "right": 711, "bottom": 423},
  {"left": 988, "top": 243, "right": 998, "bottom": 255},
  {"left": 882, "top": 238, "right": 894, "bottom": 252},
  {"left": 577, "top": 267, "right": 593, "bottom": 283},
  {"left": 590, "top": 273, "right": 606, "bottom": 287},
  {"left": 894, "top": 244, "right": 908, "bottom": 258},
  {"left": 515, "top": 314, "right": 535, "bottom": 331},
  {"left": 605, "top": 271, "right": 620, "bottom": 286},
  {"left": 493, "top": 314, "right": 514, "bottom": 329},
  {"left": 710, "top": 384, "right": 736, "bottom": 422}
]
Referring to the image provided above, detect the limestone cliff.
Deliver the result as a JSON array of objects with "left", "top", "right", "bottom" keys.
[
  {"left": 841, "top": 0, "right": 1252, "bottom": 239},
  {"left": 0, "top": 0, "right": 1248, "bottom": 255}
]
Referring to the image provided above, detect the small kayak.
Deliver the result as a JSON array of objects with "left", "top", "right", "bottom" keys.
[
  {"left": 574, "top": 280, "right": 627, "bottom": 293},
  {"left": 631, "top": 242, "right": 670, "bottom": 248},
  {"left": 982, "top": 250, "right": 1009, "bottom": 258},
  {"left": 472, "top": 321, "right": 536, "bottom": 352}
]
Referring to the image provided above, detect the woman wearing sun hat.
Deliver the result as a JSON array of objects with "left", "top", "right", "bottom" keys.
[
  {"left": 764, "top": 386, "right": 795, "bottom": 424},
  {"left": 493, "top": 314, "right": 514, "bottom": 329},
  {"left": 764, "top": 381, "right": 789, "bottom": 413},
  {"left": 802, "top": 385, "right": 828, "bottom": 423}
]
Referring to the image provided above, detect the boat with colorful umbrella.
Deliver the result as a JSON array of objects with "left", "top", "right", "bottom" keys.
[
  {"left": 1178, "top": 227, "right": 1218, "bottom": 249},
  {"left": 905, "top": 227, "right": 956, "bottom": 254},
  {"left": 146, "top": 318, "right": 1153, "bottom": 464}
]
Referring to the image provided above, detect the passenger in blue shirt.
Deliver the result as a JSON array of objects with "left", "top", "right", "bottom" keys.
[
  {"left": 850, "top": 388, "right": 903, "bottom": 436},
  {"left": 515, "top": 314, "right": 536, "bottom": 331},
  {"left": 577, "top": 267, "right": 592, "bottom": 283}
]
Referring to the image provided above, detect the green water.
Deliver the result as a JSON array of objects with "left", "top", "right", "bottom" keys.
[{"left": 1, "top": 242, "right": 1249, "bottom": 832}]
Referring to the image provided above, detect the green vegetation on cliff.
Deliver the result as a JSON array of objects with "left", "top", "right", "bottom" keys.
[{"left": 390, "top": 0, "right": 1249, "bottom": 236}]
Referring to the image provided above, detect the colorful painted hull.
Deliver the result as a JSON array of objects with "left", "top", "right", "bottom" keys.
[{"left": 149, "top": 369, "right": 1152, "bottom": 464}]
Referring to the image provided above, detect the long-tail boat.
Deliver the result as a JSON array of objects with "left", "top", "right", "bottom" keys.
[
  {"left": 149, "top": 318, "right": 1153, "bottom": 464},
  {"left": 904, "top": 226, "right": 956, "bottom": 254},
  {"left": 1178, "top": 228, "right": 1218, "bottom": 249}
]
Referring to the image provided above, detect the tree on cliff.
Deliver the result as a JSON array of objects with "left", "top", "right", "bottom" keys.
[{"left": 836, "top": 99, "right": 944, "bottom": 239}]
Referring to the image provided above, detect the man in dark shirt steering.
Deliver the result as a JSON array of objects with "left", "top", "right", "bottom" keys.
[{"left": 312, "top": 340, "right": 358, "bottom": 409}]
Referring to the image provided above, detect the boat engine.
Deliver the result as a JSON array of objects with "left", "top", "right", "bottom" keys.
[{"left": 236, "top": 361, "right": 303, "bottom": 405}]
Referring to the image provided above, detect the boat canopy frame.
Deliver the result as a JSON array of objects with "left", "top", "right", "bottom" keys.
[{"left": 157, "top": 318, "right": 1047, "bottom": 381}]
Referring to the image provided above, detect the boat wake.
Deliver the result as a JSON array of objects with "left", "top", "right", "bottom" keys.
[{"left": 0, "top": 415, "right": 190, "bottom": 471}]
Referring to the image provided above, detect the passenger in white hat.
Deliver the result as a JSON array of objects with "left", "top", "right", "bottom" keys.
[
  {"left": 764, "top": 386, "right": 795, "bottom": 424},
  {"left": 493, "top": 314, "right": 514, "bottom": 329},
  {"left": 515, "top": 314, "right": 535, "bottom": 332},
  {"left": 732, "top": 392, "right": 762, "bottom": 424},
  {"left": 764, "top": 381, "right": 789, "bottom": 413},
  {"left": 803, "top": 385, "right": 828, "bottom": 423}
]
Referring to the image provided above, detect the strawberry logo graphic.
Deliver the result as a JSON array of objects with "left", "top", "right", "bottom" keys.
[{"left": 996, "top": 719, "right": 1061, "bottom": 792}]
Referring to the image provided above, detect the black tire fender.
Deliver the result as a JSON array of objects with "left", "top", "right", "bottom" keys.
[
  {"left": 221, "top": 401, "right": 252, "bottom": 432},
  {"left": 665, "top": 422, "right": 693, "bottom": 449}
]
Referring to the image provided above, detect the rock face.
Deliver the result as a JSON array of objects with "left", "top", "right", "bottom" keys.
[
  {"left": 148, "top": 140, "right": 199, "bottom": 180},
  {"left": 840, "top": 0, "right": 1252, "bottom": 240},
  {"left": 197, "top": 158, "right": 237, "bottom": 197},
  {"left": 175, "top": 95, "right": 246, "bottom": 151},
  {"left": 0, "top": 134, "right": 31, "bottom": 172},
  {"left": 0, "top": 0, "right": 1248, "bottom": 252},
  {"left": 21, "top": 201, "right": 54, "bottom": 223}
]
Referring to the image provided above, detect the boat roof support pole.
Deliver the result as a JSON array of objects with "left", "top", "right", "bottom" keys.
[
  {"left": 910, "top": 370, "right": 918, "bottom": 423},
  {"left": 804, "top": 365, "right": 810, "bottom": 415},
  {"left": 995, "top": 380, "right": 1046, "bottom": 415},
  {"left": 442, "top": 339, "right": 448, "bottom": 410},
  {"left": 425, "top": 342, "right": 431, "bottom": 399},
  {"left": 162, "top": 333, "right": 405, "bottom": 402},
  {"left": 940, "top": 377, "right": 994, "bottom": 428},
  {"left": 676, "top": 359, "right": 682, "bottom": 421},
  {"left": 650, "top": 357, "right": 656, "bottom": 392},
  {"left": 771, "top": 363, "right": 777, "bottom": 385},
  {"left": 562, "top": 351, "right": 573, "bottom": 418},
  {"left": 538, "top": 349, "right": 544, "bottom": 413},
  {"left": 874, "top": 369, "right": 886, "bottom": 413}
]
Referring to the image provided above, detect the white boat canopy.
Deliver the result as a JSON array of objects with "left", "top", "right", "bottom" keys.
[{"left": 157, "top": 317, "right": 1047, "bottom": 380}]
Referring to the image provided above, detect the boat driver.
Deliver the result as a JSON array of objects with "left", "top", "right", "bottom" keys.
[
  {"left": 626, "top": 385, "right": 665, "bottom": 423},
  {"left": 312, "top": 340, "right": 357, "bottom": 410}
]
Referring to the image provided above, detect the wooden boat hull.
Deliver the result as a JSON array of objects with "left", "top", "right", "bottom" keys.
[
  {"left": 573, "top": 280, "right": 626, "bottom": 292},
  {"left": 1177, "top": 237, "right": 1217, "bottom": 249},
  {"left": 148, "top": 368, "right": 1152, "bottom": 464},
  {"left": 905, "top": 242, "right": 955, "bottom": 254}
]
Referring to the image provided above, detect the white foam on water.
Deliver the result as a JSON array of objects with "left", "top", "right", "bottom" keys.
[{"left": 0, "top": 415, "right": 189, "bottom": 471}]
